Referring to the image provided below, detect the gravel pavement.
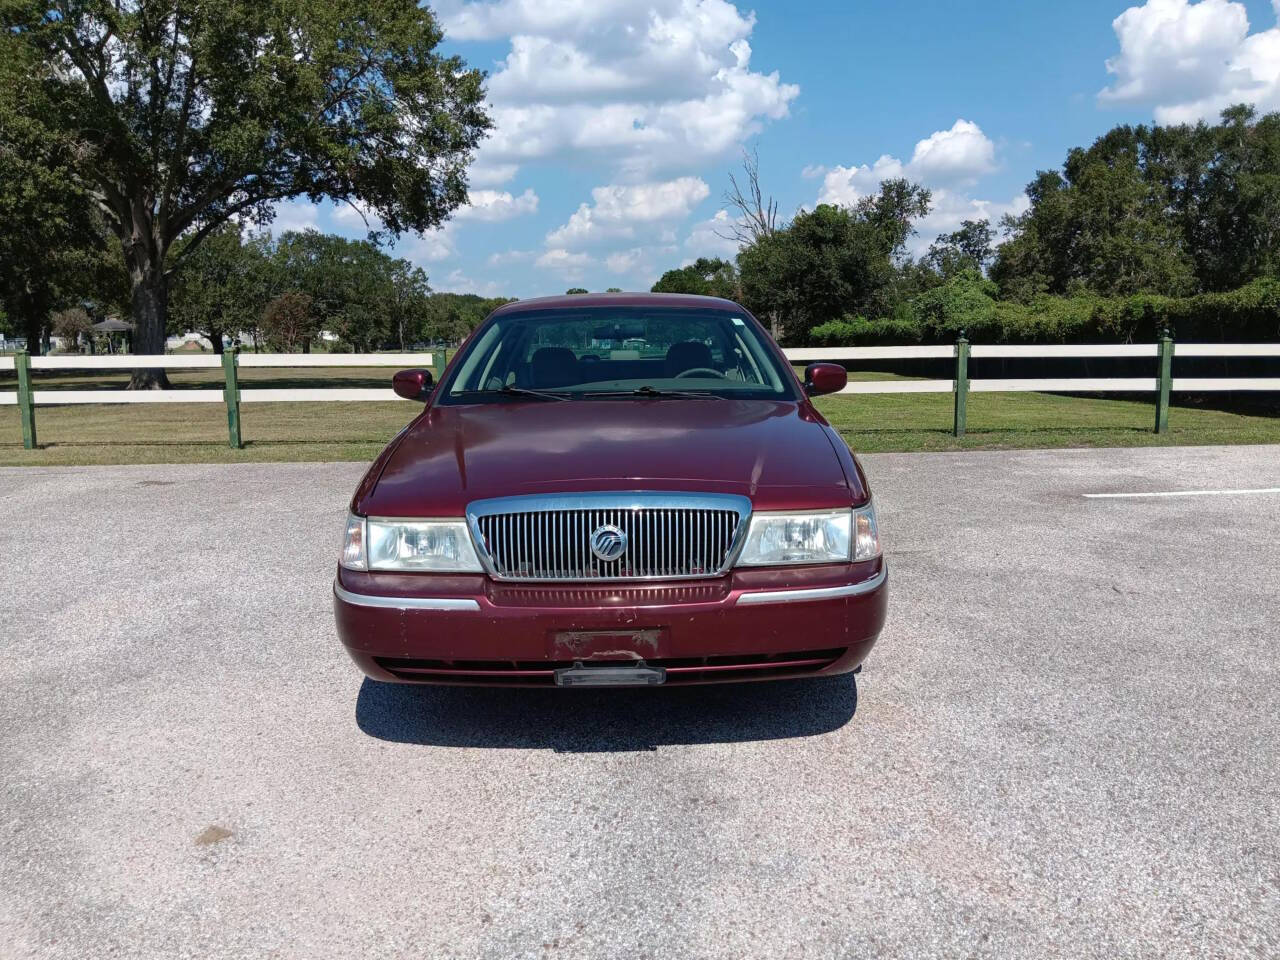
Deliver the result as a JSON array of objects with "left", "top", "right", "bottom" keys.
[{"left": 1, "top": 445, "right": 1278, "bottom": 959}]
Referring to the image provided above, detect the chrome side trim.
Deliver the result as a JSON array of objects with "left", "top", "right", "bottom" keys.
[
  {"left": 333, "top": 580, "right": 481, "bottom": 611},
  {"left": 734, "top": 564, "right": 886, "bottom": 605}
]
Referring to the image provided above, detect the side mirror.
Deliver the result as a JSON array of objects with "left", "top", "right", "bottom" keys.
[
  {"left": 804, "top": 362, "right": 847, "bottom": 397},
  {"left": 393, "top": 368, "right": 435, "bottom": 402}
]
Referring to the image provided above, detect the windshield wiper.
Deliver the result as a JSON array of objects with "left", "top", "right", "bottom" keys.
[
  {"left": 457, "top": 385, "right": 573, "bottom": 402},
  {"left": 590, "top": 385, "right": 726, "bottom": 400}
]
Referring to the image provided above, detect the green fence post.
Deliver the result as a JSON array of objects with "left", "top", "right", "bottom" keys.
[
  {"left": 1154, "top": 328, "right": 1173, "bottom": 434},
  {"left": 222, "top": 348, "right": 242, "bottom": 449},
  {"left": 14, "top": 350, "right": 36, "bottom": 449},
  {"left": 953, "top": 331, "right": 969, "bottom": 438}
]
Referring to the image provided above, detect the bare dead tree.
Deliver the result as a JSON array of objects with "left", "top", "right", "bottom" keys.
[
  {"left": 715, "top": 147, "right": 782, "bottom": 246},
  {"left": 716, "top": 147, "right": 785, "bottom": 338}
]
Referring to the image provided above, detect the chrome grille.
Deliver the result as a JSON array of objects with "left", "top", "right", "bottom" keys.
[{"left": 467, "top": 492, "right": 750, "bottom": 582}]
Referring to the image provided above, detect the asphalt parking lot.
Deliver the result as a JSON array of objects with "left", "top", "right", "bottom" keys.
[{"left": 1, "top": 444, "right": 1278, "bottom": 959}]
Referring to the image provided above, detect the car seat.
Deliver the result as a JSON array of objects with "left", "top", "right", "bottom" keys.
[
  {"left": 529, "top": 347, "right": 581, "bottom": 388},
  {"left": 664, "top": 341, "right": 715, "bottom": 377}
]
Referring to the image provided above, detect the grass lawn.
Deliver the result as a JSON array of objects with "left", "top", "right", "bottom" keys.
[{"left": 1, "top": 367, "right": 1277, "bottom": 466}]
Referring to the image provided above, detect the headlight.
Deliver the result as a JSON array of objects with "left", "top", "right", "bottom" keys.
[
  {"left": 735, "top": 502, "right": 881, "bottom": 567},
  {"left": 339, "top": 513, "right": 482, "bottom": 572},
  {"left": 736, "top": 509, "right": 852, "bottom": 566}
]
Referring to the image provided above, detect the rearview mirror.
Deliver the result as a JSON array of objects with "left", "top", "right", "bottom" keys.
[
  {"left": 393, "top": 368, "right": 435, "bottom": 402},
  {"left": 803, "top": 362, "right": 847, "bottom": 397}
]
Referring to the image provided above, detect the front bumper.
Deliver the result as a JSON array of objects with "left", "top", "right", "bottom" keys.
[{"left": 334, "top": 559, "right": 887, "bottom": 686}]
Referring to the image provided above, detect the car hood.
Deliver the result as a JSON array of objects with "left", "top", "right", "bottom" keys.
[{"left": 357, "top": 398, "right": 863, "bottom": 517}]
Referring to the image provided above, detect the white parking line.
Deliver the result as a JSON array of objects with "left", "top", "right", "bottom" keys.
[{"left": 1084, "top": 487, "right": 1280, "bottom": 499}]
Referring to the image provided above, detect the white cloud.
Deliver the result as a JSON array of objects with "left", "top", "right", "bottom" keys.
[
  {"left": 817, "top": 155, "right": 907, "bottom": 207},
  {"left": 455, "top": 188, "right": 540, "bottom": 222},
  {"left": 601, "top": 244, "right": 678, "bottom": 283},
  {"left": 487, "top": 249, "right": 536, "bottom": 266},
  {"left": 817, "top": 120, "right": 997, "bottom": 207},
  {"left": 436, "top": 268, "right": 505, "bottom": 297},
  {"left": 684, "top": 209, "right": 742, "bottom": 258},
  {"left": 437, "top": 0, "right": 644, "bottom": 41},
  {"left": 1099, "top": 0, "right": 1280, "bottom": 123},
  {"left": 536, "top": 248, "right": 595, "bottom": 272},
  {"left": 401, "top": 228, "right": 458, "bottom": 263},
  {"left": 443, "top": 0, "right": 798, "bottom": 179},
  {"left": 487, "top": 36, "right": 640, "bottom": 103},
  {"left": 546, "top": 177, "right": 710, "bottom": 247},
  {"left": 331, "top": 199, "right": 376, "bottom": 230},
  {"left": 267, "top": 200, "right": 321, "bottom": 235},
  {"left": 385, "top": 218, "right": 460, "bottom": 263},
  {"left": 800, "top": 164, "right": 827, "bottom": 179},
  {"left": 908, "top": 120, "right": 998, "bottom": 184},
  {"left": 605, "top": 249, "right": 645, "bottom": 273},
  {"left": 812, "top": 120, "right": 1019, "bottom": 255},
  {"left": 337, "top": 188, "right": 538, "bottom": 231},
  {"left": 907, "top": 190, "right": 1029, "bottom": 257},
  {"left": 469, "top": 163, "right": 520, "bottom": 186},
  {"left": 332, "top": 187, "right": 536, "bottom": 270}
]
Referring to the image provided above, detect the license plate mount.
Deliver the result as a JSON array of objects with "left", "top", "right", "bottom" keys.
[
  {"left": 549, "top": 628, "right": 667, "bottom": 660},
  {"left": 554, "top": 661, "right": 667, "bottom": 687}
]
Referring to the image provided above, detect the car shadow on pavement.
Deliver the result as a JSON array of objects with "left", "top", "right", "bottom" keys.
[{"left": 355, "top": 675, "right": 858, "bottom": 752}]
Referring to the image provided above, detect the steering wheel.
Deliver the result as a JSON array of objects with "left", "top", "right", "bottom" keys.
[{"left": 675, "top": 367, "right": 727, "bottom": 379}]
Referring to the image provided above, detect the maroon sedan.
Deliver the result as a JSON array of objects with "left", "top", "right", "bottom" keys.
[{"left": 335, "top": 293, "right": 887, "bottom": 687}]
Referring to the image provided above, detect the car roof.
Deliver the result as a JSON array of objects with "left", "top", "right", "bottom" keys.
[{"left": 488, "top": 291, "right": 747, "bottom": 316}]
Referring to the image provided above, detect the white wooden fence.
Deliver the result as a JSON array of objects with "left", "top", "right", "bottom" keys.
[
  {"left": 2, "top": 340, "right": 1276, "bottom": 449},
  {"left": 2, "top": 351, "right": 434, "bottom": 449},
  {"left": 0, "top": 351, "right": 432, "bottom": 406},
  {"left": 783, "top": 343, "right": 1280, "bottom": 394}
]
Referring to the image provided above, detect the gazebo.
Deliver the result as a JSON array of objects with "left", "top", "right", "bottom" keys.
[{"left": 90, "top": 316, "right": 133, "bottom": 354}]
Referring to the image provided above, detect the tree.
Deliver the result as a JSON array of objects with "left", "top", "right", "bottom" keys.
[
  {"left": 737, "top": 180, "right": 933, "bottom": 343},
  {"left": 0, "top": 107, "right": 125, "bottom": 351},
  {"left": 926, "top": 220, "right": 995, "bottom": 277},
  {"left": 263, "top": 230, "right": 441, "bottom": 350},
  {"left": 169, "top": 225, "right": 270, "bottom": 353},
  {"left": 260, "top": 291, "right": 317, "bottom": 352},
  {"left": 853, "top": 179, "right": 932, "bottom": 259},
  {"left": 737, "top": 231, "right": 798, "bottom": 340},
  {"left": 385, "top": 260, "right": 432, "bottom": 351},
  {"left": 605, "top": 287, "right": 623, "bottom": 293},
  {"left": 651, "top": 258, "right": 740, "bottom": 298},
  {"left": 717, "top": 147, "right": 784, "bottom": 335},
  {"left": 422, "top": 293, "right": 514, "bottom": 343},
  {"left": 50, "top": 306, "right": 92, "bottom": 350},
  {"left": 716, "top": 146, "right": 782, "bottom": 246},
  {"left": 1, "top": 0, "right": 489, "bottom": 385},
  {"left": 566, "top": 288, "right": 589, "bottom": 295},
  {"left": 988, "top": 109, "right": 1280, "bottom": 299},
  {"left": 1171, "top": 106, "right": 1280, "bottom": 291}
]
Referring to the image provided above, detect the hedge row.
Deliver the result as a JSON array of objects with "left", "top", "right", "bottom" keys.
[{"left": 807, "top": 275, "right": 1280, "bottom": 346}]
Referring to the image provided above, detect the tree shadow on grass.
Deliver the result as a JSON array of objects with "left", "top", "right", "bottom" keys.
[{"left": 355, "top": 674, "right": 858, "bottom": 752}]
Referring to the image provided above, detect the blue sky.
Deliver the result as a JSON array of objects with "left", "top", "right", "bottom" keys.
[{"left": 272, "top": 0, "right": 1280, "bottom": 297}]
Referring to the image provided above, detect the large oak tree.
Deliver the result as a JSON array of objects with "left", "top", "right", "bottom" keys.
[
  {"left": 0, "top": 108, "right": 124, "bottom": 349},
  {"left": 0, "top": 0, "right": 489, "bottom": 385}
]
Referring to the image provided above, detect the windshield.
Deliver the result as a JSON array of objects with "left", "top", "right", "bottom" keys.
[{"left": 439, "top": 307, "right": 797, "bottom": 403}]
